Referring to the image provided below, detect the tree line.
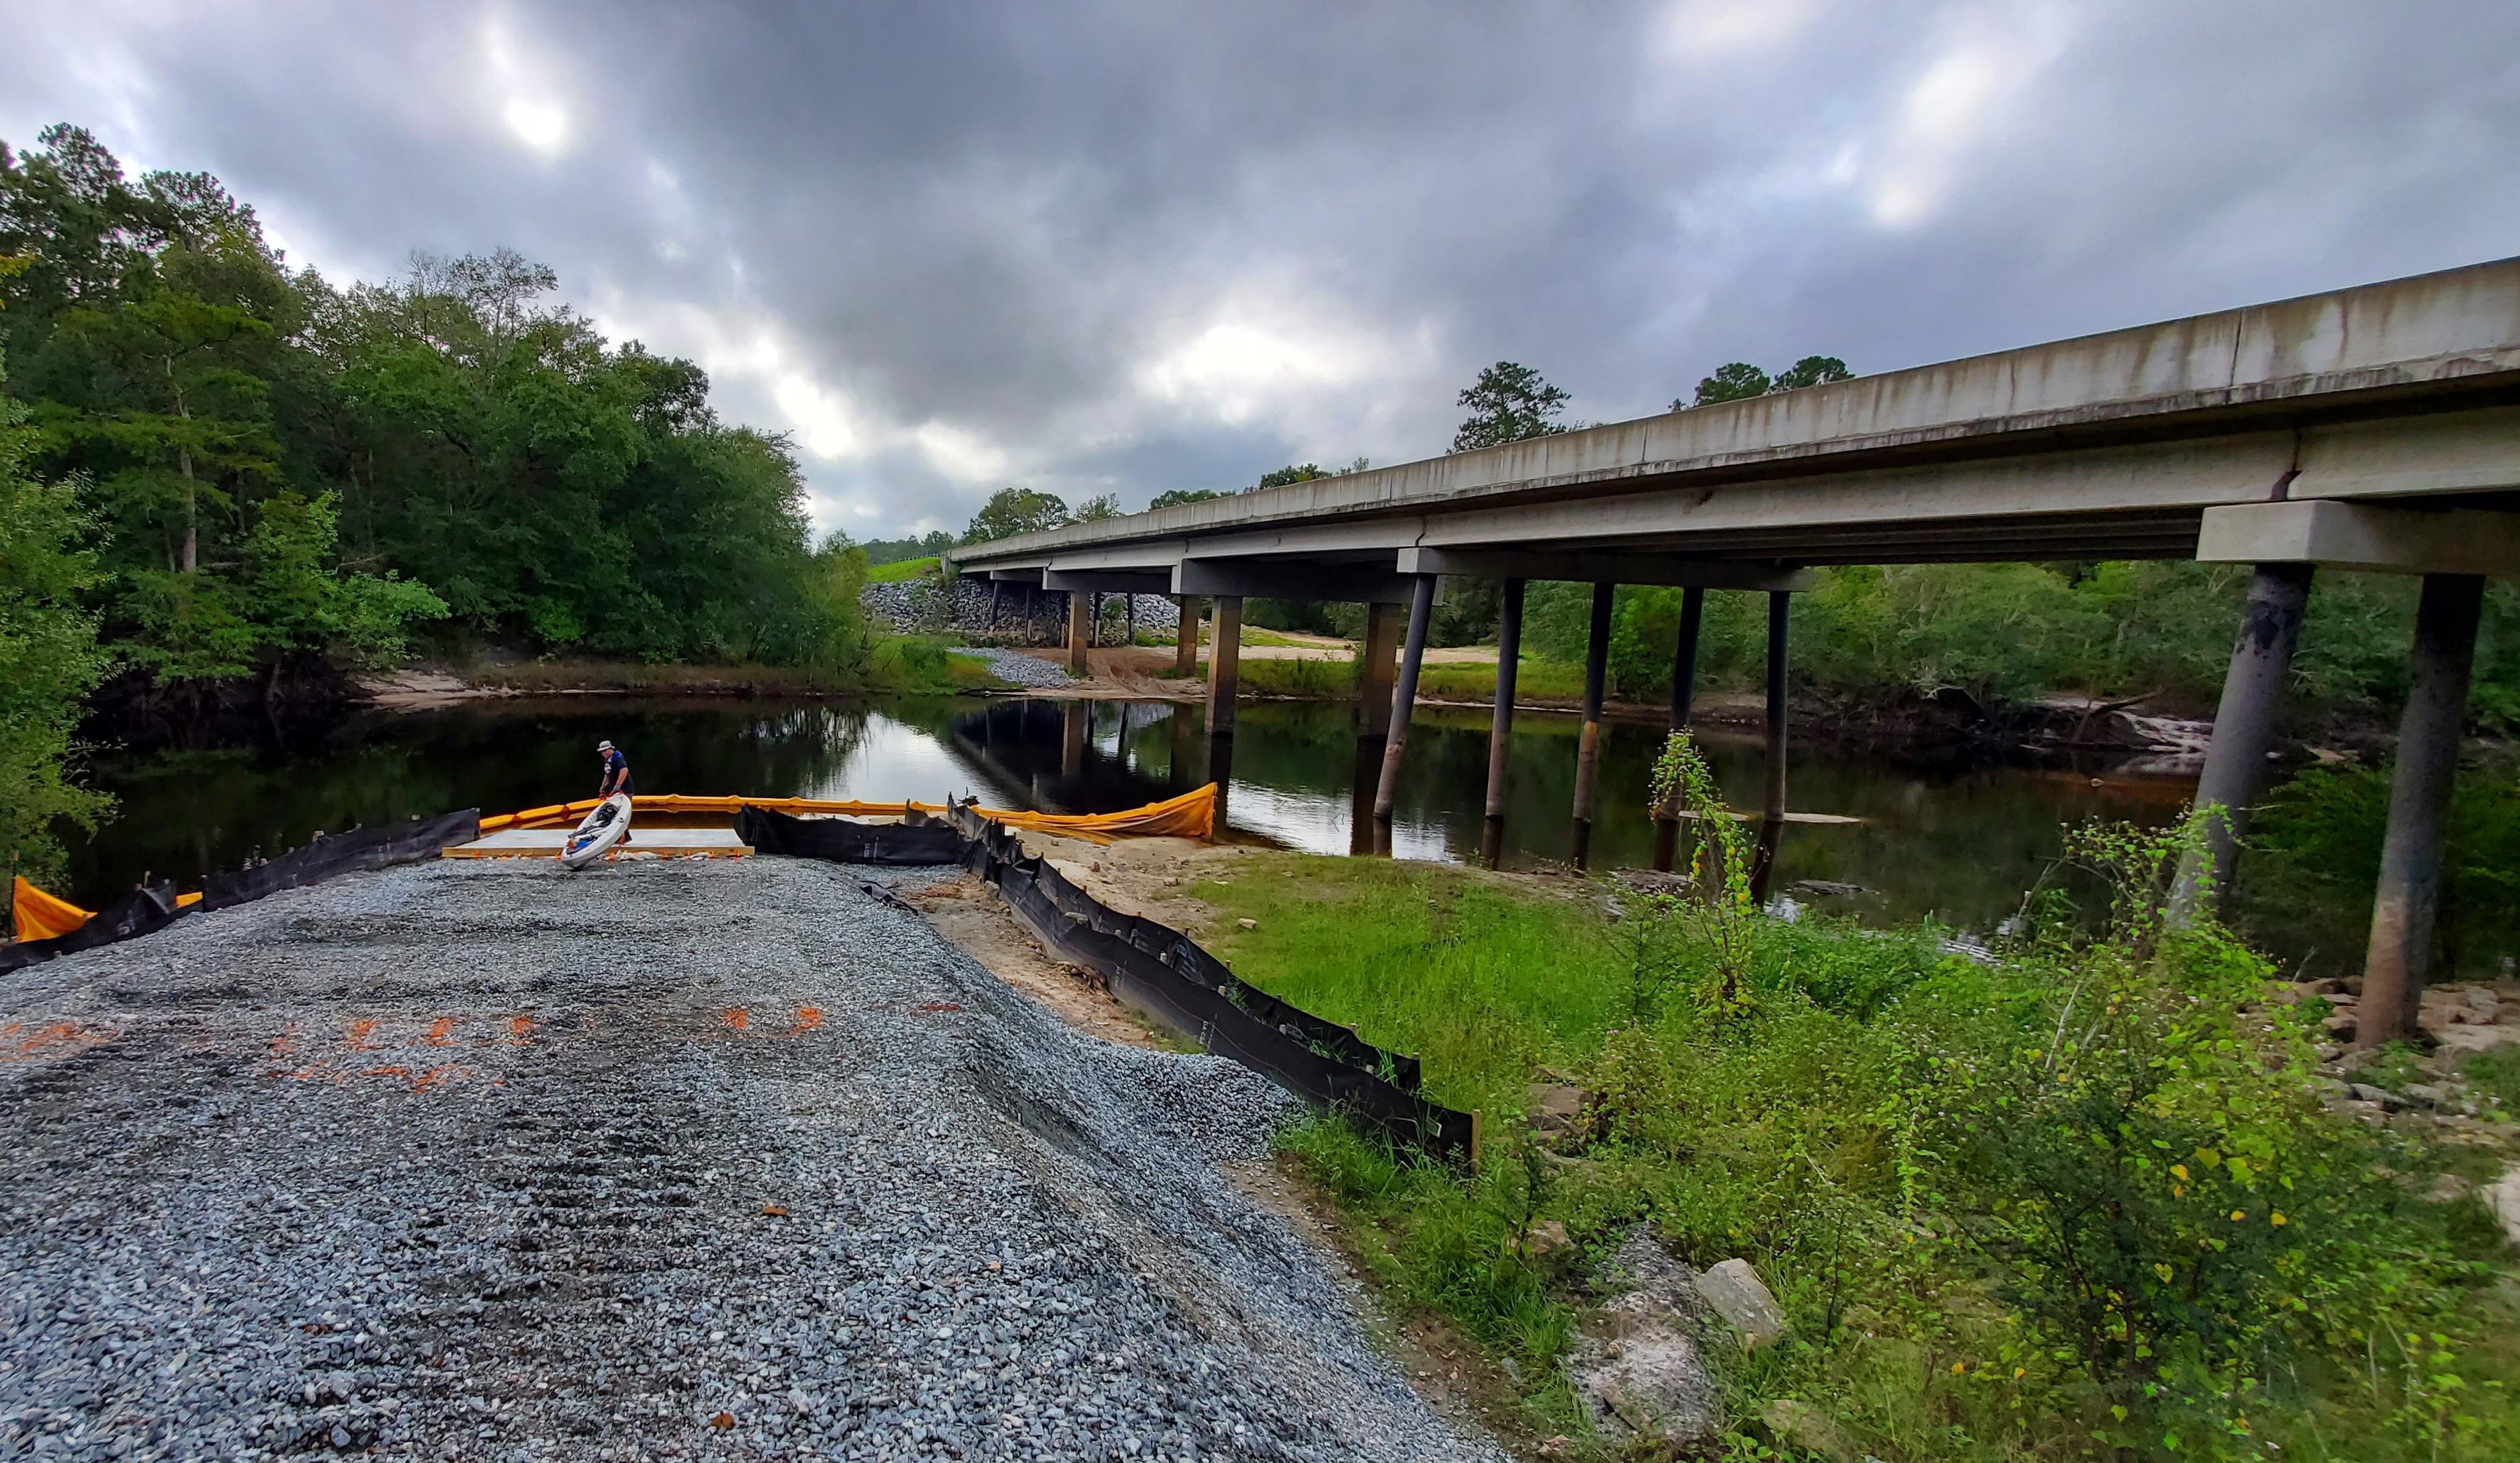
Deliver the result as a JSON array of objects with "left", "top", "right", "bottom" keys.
[
  {"left": 1, "top": 126, "right": 868, "bottom": 695},
  {"left": 1, "top": 124, "right": 894, "bottom": 880}
]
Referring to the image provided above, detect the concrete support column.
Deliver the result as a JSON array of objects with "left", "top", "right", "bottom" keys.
[
  {"left": 1482, "top": 578, "right": 1527, "bottom": 867},
  {"left": 1372, "top": 575, "right": 1439, "bottom": 825},
  {"left": 2168, "top": 564, "right": 2315, "bottom": 923},
  {"left": 1571, "top": 582, "right": 1615, "bottom": 869},
  {"left": 1357, "top": 600, "right": 1404, "bottom": 739},
  {"left": 988, "top": 582, "right": 1004, "bottom": 631},
  {"left": 1205, "top": 595, "right": 1244, "bottom": 737},
  {"left": 1065, "top": 591, "right": 1090, "bottom": 674},
  {"left": 1349, "top": 738, "right": 1381, "bottom": 855},
  {"left": 1651, "top": 587, "right": 1707, "bottom": 873},
  {"left": 2360, "top": 573, "right": 2484, "bottom": 1047},
  {"left": 1060, "top": 699, "right": 1087, "bottom": 782},
  {"left": 1125, "top": 593, "right": 1137, "bottom": 649},
  {"left": 1168, "top": 702, "right": 1199, "bottom": 793},
  {"left": 1172, "top": 596, "right": 1201, "bottom": 676},
  {"left": 1089, "top": 592, "right": 1103, "bottom": 649},
  {"left": 1751, "top": 590, "right": 1791, "bottom": 903}
]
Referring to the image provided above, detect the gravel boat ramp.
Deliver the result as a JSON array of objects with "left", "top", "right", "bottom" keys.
[{"left": 1, "top": 856, "right": 1502, "bottom": 1462}]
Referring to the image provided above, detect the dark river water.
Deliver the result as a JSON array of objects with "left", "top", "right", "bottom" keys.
[{"left": 60, "top": 694, "right": 2195, "bottom": 939}]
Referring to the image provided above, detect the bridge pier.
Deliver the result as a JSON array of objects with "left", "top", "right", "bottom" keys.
[
  {"left": 988, "top": 582, "right": 1003, "bottom": 632},
  {"left": 1651, "top": 587, "right": 1706, "bottom": 874},
  {"left": 1172, "top": 595, "right": 1199, "bottom": 675},
  {"left": 1205, "top": 595, "right": 1244, "bottom": 737},
  {"left": 1125, "top": 593, "right": 1137, "bottom": 649},
  {"left": 2361, "top": 573, "right": 2484, "bottom": 1046},
  {"left": 1061, "top": 699, "right": 1087, "bottom": 782},
  {"left": 1483, "top": 579, "right": 1526, "bottom": 868},
  {"left": 1570, "top": 583, "right": 1614, "bottom": 870},
  {"left": 1752, "top": 590, "right": 1791, "bottom": 903},
  {"left": 1065, "top": 592, "right": 1090, "bottom": 674},
  {"left": 2168, "top": 563, "right": 2315, "bottom": 922},
  {"left": 1357, "top": 600, "right": 1403, "bottom": 739},
  {"left": 1373, "top": 574, "right": 1438, "bottom": 825},
  {"left": 1169, "top": 701, "right": 1199, "bottom": 793}
]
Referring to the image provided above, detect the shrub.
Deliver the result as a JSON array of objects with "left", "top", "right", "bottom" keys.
[{"left": 1250, "top": 741, "right": 2514, "bottom": 1460}]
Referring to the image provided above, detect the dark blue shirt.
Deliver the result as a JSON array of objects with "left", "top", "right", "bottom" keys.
[{"left": 600, "top": 748, "right": 634, "bottom": 797}]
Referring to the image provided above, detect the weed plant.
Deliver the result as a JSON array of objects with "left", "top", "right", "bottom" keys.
[{"left": 1217, "top": 736, "right": 2517, "bottom": 1460}]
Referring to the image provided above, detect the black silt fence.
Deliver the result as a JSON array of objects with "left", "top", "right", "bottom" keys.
[
  {"left": 3, "top": 810, "right": 481, "bottom": 975},
  {"left": 1, "top": 883, "right": 187, "bottom": 975},
  {"left": 733, "top": 799, "right": 1475, "bottom": 1158},
  {"left": 734, "top": 806, "right": 967, "bottom": 866},
  {"left": 201, "top": 810, "right": 482, "bottom": 909}
]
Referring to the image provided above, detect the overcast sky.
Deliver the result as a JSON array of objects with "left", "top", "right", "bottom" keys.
[{"left": 7, "top": 2, "right": 2517, "bottom": 542}]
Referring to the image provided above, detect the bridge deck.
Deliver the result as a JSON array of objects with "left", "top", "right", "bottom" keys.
[{"left": 952, "top": 257, "right": 2520, "bottom": 579}]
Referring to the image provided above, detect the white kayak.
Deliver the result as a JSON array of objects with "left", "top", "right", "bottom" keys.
[{"left": 560, "top": 794, "right": 633, "bottom": 870}]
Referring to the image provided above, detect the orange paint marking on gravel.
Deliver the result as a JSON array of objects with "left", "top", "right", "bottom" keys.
[
  {"left": 788, "top": 1006, "right": 822, "bottom": 1034},
  {"left": 5, "top": 1019, "right": 118, "bottom": 1061},
  {"left": 425, "top": 1017, "right": 455, "bottom": 1047},
  {"left": 724, "top": 1008, "right": 750, "bottom": 1030},
  {"left": 268, "top": 1023, "right": 300, "bottom": 1056},
  {"left": 911, "top": 1002, "right": 963, "bottom": 1015},
  {"left": 507, "top": 1015, "right": 534, "bottom": 1045},
  {"left": 345, "top": 1019, "right": 381, "bottom": 1051}
]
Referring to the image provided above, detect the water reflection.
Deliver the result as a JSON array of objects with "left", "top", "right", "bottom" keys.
[{"left": 61, "top": 694, "right": 2191, "bottom": 945}]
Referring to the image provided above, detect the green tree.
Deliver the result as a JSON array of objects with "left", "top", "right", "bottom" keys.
[
  {"left": 1676, "top": 354, "right": 1854, "bottom": 409},
  {"left": 1256, "top": 463, "right": 1325, "bottom": 489},
  {"left": 0, "top": 339, "right": 111, "bottom": 884},
  {"left": 1450, "top": 362, "right": 1570, "bottom": 452},
  {"left": 1772, "top": 353, "right": 1852, "bottom": 390},
  {"left": 962, "top": 487, "right": 1070, "bottom": 542},
  {"left": 1072, "top": 491, "right": 1121, "bottom": 521},
  {"left": 1680, "top": 360, "right": 1770, "bottom": 409},
  {"left": 1148, "top": 487, "right": 1225, "bottom": 509},
  {"left": 1, "top": 124, "right": 883, "bottom": 698}
]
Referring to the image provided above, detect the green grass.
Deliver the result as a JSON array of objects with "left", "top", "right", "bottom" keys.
[
  {"left": 865, "top": 555, "right": 941, "bottom": 583},
  {"left": 462, "top": 634, "right": 1000, "bottom": 697},
  {"left": 1197, "top": 855, "right": 1618, "bottom": 1116},
  {"left": 1177, "top": 849, "right": 2520, "bottom": 1461},
  {"left": 1417, "top": 658, "right": 1589, "bottom": 704},
  {"left": 1237, "top": 626, "right": 1334, "bottom": 649},
  {"left": 1195, "top": 653, "right": 1596, "bottom": 706}
]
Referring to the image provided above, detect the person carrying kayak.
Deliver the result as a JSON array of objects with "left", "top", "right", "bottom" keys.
[{"left": 597, "top": 739, "right": 634, "bottom": 845}]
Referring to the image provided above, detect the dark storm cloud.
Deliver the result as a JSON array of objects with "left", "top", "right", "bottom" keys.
[{"left": 8, "top": 1, "right": 2519, "bottom": 537}]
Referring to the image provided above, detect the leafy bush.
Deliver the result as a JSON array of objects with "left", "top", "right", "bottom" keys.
[
  {"left": 1249, "top": 739, "right": 2515, "bottom": 1460},
  {"left": 2237, "top": 760, "right": 2520, "bottom": 978}
]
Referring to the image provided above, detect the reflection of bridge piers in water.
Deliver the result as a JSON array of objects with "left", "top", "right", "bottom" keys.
[{"left": 949, "top": 698, "right": 1215, "bottom": 821}]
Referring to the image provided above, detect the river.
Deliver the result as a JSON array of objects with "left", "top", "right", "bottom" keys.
[{"left": 58, "top": 693, "right": 2195, "bottom": 942}]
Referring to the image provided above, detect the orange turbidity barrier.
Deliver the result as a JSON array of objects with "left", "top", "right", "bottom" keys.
[
  {"left": 9, "top": 879, "right": 201, "bottom": 943},
  {"left": 11, "top": 877, "right": 93, "bottom": 942},
  {"left": 472, "top": 783, "right": 1217, "bottom": 845}
]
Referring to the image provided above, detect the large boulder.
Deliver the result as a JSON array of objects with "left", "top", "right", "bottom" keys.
[
  {"left": 1695, "top": 1257, "right": 1788, "bottom": 1349},
  {"left": 1570, "top": 1229, "right": 1720, "bottom": 1445}
]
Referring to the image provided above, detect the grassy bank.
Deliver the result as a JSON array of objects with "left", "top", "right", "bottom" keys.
[
  {"left": 1184, "top": 820, "right": 2519, "bottom": 1459},
  {"left": 1201, "top": 653, "right": 1593, "bottom": 705},
  {"left": 453, "top": 637, "right": 1002, "bottom": 697},
  {"left": 866, "top": 555, "right": 942, "bottom": 583}
]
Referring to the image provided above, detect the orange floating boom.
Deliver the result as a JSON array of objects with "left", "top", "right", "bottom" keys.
[{"left": 474, "top": 783, "right": 1217, "bottom": 844}]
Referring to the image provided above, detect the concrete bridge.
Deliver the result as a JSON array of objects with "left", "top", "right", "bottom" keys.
[{"left": 949, "top": 257, "right": 2520, "bottom": 1044}]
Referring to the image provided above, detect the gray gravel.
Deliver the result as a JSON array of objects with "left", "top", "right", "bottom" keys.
[
  {"left": 863, "top": 581, "right": 1179, "bottom": 642},
  {"left": 0, "top": 858, "right": 1500, "bottom": 1462},
  {"left": 948, "top": 647, "right": 1076, "bottom": 688}
]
